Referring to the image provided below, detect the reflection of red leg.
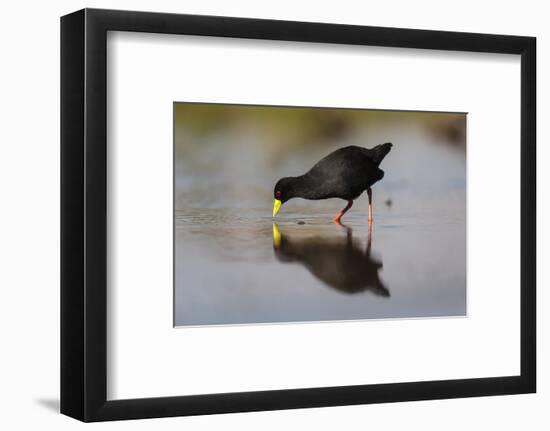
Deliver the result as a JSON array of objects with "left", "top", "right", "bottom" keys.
[
  {"left": 367, "top": 188, "right": 373, "bottom": 223},
  {"left": 334, "top": 200, "right": 353, "bottom": 223}
]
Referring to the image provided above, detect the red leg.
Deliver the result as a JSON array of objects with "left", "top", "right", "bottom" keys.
[
  {"left": 367, "top": 188, "right": 373, "bottom": 223},
  {"left": 334, "top": 200, "right": 353, "bottom": 223},
  {"left": 366, "top": 220, "right": 372, "bottom": 255}
]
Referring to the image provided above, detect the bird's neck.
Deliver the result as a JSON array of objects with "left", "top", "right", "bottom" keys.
[{"left": 290, "top": 174, "right": 321, "bottom": 200}]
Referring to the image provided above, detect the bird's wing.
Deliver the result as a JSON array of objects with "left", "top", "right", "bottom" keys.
[{"left": 303, "top": 146, "right": 383, "bottom": 199}]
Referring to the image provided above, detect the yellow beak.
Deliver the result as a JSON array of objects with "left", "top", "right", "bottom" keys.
[
  {"left": 273, "top": 199, "right": 282, "bottom": 217},
  {"left": 272, "top": 223, "right": 281, "bottom": 248}
]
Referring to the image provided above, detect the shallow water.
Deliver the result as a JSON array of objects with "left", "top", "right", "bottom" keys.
[{"left": 175, "top": 206, "right": 466, "bottom": 326}]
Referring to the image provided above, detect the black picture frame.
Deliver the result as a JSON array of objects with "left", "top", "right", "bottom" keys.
[{"left": 61, "top": 8, "right": 536, "bottom": 422}]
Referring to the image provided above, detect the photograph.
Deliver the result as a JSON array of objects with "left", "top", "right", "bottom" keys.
[{"left": 174, "top": 103, "right": 466, "bottom": 326}]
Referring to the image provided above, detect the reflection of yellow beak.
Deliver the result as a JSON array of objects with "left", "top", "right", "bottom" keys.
[
  {"left": 273, "top": 199, "right": 282, "bottom": 217},
  {"left": 272, "top": 223, "right": 281, "bottom": 248}
]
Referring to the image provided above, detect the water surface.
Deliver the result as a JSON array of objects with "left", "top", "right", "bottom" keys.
[{"left": 175, "top": 207, "right": 465, "bottom": 326}]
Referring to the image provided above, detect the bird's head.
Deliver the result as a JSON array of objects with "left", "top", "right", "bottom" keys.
[{"left": 273, "top": 177, "right": 296, "bottom": 216}]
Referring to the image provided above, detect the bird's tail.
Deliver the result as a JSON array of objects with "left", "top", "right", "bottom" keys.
[{"left": 369, "top": 142, "right": 393, "bottom": 165}]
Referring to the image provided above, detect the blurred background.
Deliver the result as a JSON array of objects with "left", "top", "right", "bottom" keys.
[{"left": 174, "top": 103, "right": 466, "bottom": 326}]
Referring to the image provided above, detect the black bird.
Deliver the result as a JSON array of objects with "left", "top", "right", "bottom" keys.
[
  {"left": 273, "top": 143, "right": 393, "bottom": 223},
  {"left": 272, "top": 223, "right": 389, "bottom": 296}
]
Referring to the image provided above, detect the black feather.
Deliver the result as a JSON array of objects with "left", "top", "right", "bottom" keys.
[{"left": 274, "top": 143, "right": 392, "bottom": 203}]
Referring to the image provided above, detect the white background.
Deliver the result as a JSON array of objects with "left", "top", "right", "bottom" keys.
[
  {"left": 0, "top": 0, "right": 547, "bottom": 429},
  {"left": 108, "top": 32, "right": 520, "bottom": 399}
]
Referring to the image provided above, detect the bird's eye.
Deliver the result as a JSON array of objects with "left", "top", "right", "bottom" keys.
[{"left": 275, "top": 191, "right": 282, "bottom": 199}]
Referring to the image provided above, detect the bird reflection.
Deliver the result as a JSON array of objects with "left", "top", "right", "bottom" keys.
[{"left": 272, "top": 223, "right": 389, "bottom": 296}]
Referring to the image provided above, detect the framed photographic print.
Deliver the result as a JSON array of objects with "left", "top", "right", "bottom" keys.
[{"left": 61, "top": 8, "right": 536, "bottom": 422}]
